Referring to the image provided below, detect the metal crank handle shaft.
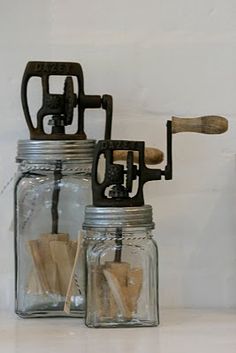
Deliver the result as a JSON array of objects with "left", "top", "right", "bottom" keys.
[
  {"left": 172, "top": 115, "right": 228, "bottom": 134},
  {"left": 113, "top": 147, "right": 164, "bottom": 165}
]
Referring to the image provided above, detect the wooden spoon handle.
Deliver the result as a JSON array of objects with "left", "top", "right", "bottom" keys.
[
  {"left": 172, "top": 116, "right": 228, "bottom": 134},
  {"left": 113, "top": 147, "right": 164, "bottom": 165}
]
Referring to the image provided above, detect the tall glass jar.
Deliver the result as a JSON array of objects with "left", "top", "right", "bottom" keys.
[
  {"left": 15, "top": 140, "right": 95, "bottom": 318},
  {"left": 83, "top": 205, "right": 159, "bottom": 328}
]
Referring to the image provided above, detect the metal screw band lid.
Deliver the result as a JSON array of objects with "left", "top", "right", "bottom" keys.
[
  {"left": 83, "top": 205, "right": 154, "bottom": 229},
  {"left": 16, "top": 139, "right": 96, "bottom": 162}
]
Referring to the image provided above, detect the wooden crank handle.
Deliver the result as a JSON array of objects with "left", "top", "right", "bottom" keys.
[
  {"left": 172, "top": 116, "right": 228, "bottom": 134},
  {"left": 113, "top": 147, "right": 164, "bottom": 165}
]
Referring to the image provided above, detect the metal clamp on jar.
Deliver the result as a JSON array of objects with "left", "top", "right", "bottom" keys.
[
  {"left": 15, "top": 61, "right": 113, "bottom": 318},
  {"left": 82, "top": 115, "right": 228, "bottom": 328}
]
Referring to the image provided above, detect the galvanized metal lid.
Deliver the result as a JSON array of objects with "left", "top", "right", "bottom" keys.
[
  {"left": 16, "top": 139, "right": 96, "bottom": 162},
  {"left": 83, "top": 205, "right": 154, "bottom": 229}
]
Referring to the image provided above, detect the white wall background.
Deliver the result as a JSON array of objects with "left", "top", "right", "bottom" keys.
[{"left": 0, "top": 0, "right": 236, "bottom": 310}]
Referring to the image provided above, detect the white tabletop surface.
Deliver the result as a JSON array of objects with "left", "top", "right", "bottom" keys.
[{"left": 1, "top": 309, "right": 236, "bottom": 353}]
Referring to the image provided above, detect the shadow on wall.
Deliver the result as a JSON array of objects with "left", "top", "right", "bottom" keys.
[{"left": 183, "top": 155, "right": 236, "bottom": 308}]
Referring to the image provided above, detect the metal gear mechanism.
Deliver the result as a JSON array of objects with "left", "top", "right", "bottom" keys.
[{"left": 64, "top": 76, "right": 77, "bottom": 126}]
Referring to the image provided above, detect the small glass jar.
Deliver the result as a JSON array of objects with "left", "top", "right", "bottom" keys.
[
  {"left": 15, "top": 140, "right": 94, "bottom": 317},
  {"left": 83, "top": 205, "right": 159, "bottom": 328}
]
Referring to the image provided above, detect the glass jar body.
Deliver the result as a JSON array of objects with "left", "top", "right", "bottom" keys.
[
  {"left": 15, "top": 160, "right": 91, "bottom": 318},
  {"left": 85, "top": 227, "right": 159, "bottom": 328}
]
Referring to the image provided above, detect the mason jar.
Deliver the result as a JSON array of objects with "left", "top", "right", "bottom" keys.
[
  {"left": 83, "top": 205, "right": 159, "bottom": 328},
  {"left": 15, "top": 140, "right": 95, "bottom": 318}
]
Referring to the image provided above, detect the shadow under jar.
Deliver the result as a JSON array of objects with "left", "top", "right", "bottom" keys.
[
  {"left": 15, "top": 140, "right": 94, "bottom": 318},
  {"left": 83, "top": 206, "right": 159, "bottom": 328}
]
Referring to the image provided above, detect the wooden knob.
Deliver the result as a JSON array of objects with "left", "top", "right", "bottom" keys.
[
  {"left": 172, "top": 116, "right": 228, "bottom": 134},
  {"left": 113, "top": 147, "right": 164, "bottom": 165}
]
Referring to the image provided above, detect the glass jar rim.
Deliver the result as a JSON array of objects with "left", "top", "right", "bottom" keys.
[{"left": 83, "top": 228, "right": 153, "bottom": 241}]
